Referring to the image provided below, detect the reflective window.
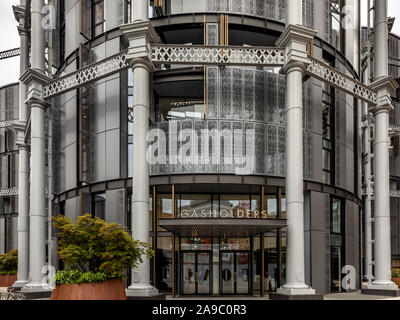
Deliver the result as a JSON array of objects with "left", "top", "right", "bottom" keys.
[
  {"left": 219, "top": 195, "right": 251, "bottom": 218},
  {"left": 178, "top": 194, "right": 212, "bottom": 218},
  {"left": 156, "top": 237, "right": 173, "bottom": 292},
  {"left": 93, "top": 193, "right": 106, "bottom": 220},
  {"left": 157, "top": 194, "right": 174, "bottom": 231},
  {"left": 92, "top": 0, "right": 105, "bottom": 37},
  {"left": 331, "top": 198, "right": 342, "bottom": 234}
]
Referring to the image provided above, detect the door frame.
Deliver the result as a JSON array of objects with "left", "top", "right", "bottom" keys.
[
  {"left": 220, "top": 250, "right": 251, "bottom": 295},
  {"left": 180, "top": 250, "right": 213, "bottom": 296}
]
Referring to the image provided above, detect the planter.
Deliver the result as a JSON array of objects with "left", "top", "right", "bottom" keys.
[
  {"left": 0, "top": 274, "right": 17, "bottom": 287},
  {"left": 392, "top": 277, "right": 400, "bottom": 287},
  {"left": 51, "top": 278, "right": 127, "bottom": 300}
]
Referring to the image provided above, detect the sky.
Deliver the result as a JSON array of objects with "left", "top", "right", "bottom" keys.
[{"left": 0, "top": 0, "right": 399, "bottom": 87}]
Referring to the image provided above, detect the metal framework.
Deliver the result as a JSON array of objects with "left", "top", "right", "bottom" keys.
[
  {"left": 150, "top": 44, "right": 286, "bottom": 67},
  {"left": 0, "top": 188, "right": 19, "bottom": 197},
  {"left": 306, "top": 56, "right": 378, "bottom": 105},
  {"left": 0, "top": 48, "right": 20, "bottom": 60},
  {"left": 43, "top": 50, "right": 130, "bottom": 99},
  {"left": 389, "top": 57, "right": 400, "bottom": 68},
  {"left": 0, "top": 120, "right": 19, "bottom": 129}
]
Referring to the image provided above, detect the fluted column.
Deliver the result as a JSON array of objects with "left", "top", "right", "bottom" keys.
[
  {"left": 121, "top": 0, "right": 159, "bottom": 297},
  {"left": 21, "top": 0, "right": 51, "bottom": 293},
  {"left": 12, "top": 3, "right": 30, "bottom": 289},
  {"left": 364, "top": 0, "right": 399, "bottom": 292},
  {"left": 273, "top": 0, "right": 317, "bottom": 298}
]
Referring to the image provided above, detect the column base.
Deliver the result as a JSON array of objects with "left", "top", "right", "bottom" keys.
[
  {"left": 11, "top": 280, "right": 30, "bottom": 291},
  {"left": 126, "top": 285, "right": 160, "bottom": 298},
  {"left": 270, "top": 287, "right": 323, "bottom": 300},
  {"left": 362, "top": 282, "right": 400, "bottom": 297},
  {"left": 21, "top": 283, "right": 52, "bottom": 300}
]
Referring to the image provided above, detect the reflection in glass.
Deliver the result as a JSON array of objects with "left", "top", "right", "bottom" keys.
[
  {"left": 236, "top": 252, "right": 250, "bottom": 294},
  {"left": 183, "top": 252, "right": 196, "bottom": 295},
  {"left": 197, "top": 252, "right": 211, "bottom": 294},
  {"left": 157, "top": 237, "right": 172, "bottom": 292},
  {"left": 221, "top": 252, "right": 235, "bottom": 294},
  {"left": 157, "top": 194, "right": 174, "bottom": 231}
]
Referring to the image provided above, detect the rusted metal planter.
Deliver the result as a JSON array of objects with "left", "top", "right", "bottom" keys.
[
  {"left": 51, "top": 278, "right": 127, "bottom": 300},
  {"left": 0, "top": 274, "right": 17, "bottom": 287}
]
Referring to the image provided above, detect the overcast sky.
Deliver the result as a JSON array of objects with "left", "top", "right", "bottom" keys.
[{"left": 0, "top": 0, "right": 399, "bottom": 87}]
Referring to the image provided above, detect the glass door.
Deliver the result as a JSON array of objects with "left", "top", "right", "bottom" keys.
[
  {"left": 182, "top": 252, "right": 196, "bottom": 295},
  {"left": 182, "top": 251, "right": 212, "bottom": 295},
  {"left": 221, "top": 252, "right": 235, "bottom": 294},
  {"left": 221, "top": 252, "right": 250, "bottom": 295},
  {"left": 236, "top": 252, "right": 250, "bottom": 294}
]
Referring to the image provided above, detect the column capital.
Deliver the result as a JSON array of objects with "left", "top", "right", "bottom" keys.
[
  {"left": 20, "top": 68, "right": 51, "bottom": 109},
  {"left": 276, "top": 25, "right": 317, "bottom": 74},
  {"left": 369, "top": 76, "right": 399, "bottom": 114},
  {"left": 12, "top": 5, "right": 25, "bottom": 24},
  {"left": 120, "top": 20, "right": 160, "bottom": 72}
]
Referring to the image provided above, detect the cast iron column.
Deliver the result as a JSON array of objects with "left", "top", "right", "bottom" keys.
[
  {"left": 21, "top": 0, "right": 51, "bottom": 293},
  {"left": 13, "top": 3, "right": 30, "bottom": 289},
  {"left": 120, "top": 1, "right": 159, "bottom": 297},
  {"left": 273, "top": 0, "right": 317, "bottom": 298},
  {"left": 365, "top": 0, "right": 399, "bottom": 292}
]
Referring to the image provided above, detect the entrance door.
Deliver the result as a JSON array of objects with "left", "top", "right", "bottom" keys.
[
  {"left": 221, "top": 252, "right": 250, "bottom": 295},
  {"left": 182, "top": 251, "right": 212, "bottom": 295}
]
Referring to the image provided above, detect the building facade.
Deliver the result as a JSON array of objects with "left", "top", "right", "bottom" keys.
[
  {"left": 47, "top": 0, "right": 362, "bottom": 296},
  {"left": 1, "top": 0, "right": 399, "bottom": 298},
  {"left": 0, "top": 83, "right": 19, "bottom": 255}
]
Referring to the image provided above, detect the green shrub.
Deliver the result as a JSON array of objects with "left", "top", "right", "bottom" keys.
[
  {"left": 392, "top": 269, "right": 400, "bottom": 278},
  {"left": 55, "top": 270, "right": 109, "bottom": 285},
  {"left": 0, "top": 250, "right": 18, "bottom": 275},
  {"left": 53, "top": 214, "right": 154, "bottom": 284}
]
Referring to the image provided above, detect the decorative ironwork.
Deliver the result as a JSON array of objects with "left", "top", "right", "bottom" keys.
[
  {"left": 0, "top": 188, "right": 19, "bottom": 197},
  {"left": 0, "top": 48, "right": 20, "bottom": 60},
  {"left": 0, "top": 120, "right": 19, "bottom": 129},
  {"left": 306, "top": 57, "right": 377, "bottom": 105},
  {"left": 128, "top": 107, "right": 133, "bottom": 123},
  {"left": 150, "top": 44, "right": 286, "bottom": 67},
  {"left": 43, "top": 51, "right": 130, "bottom": 99},
  {"left": 389, "top": 57, "right": 400, "bottom": 68}
]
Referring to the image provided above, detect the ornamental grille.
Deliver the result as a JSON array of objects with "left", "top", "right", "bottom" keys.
[
  {"left": 0, "top": 48, "right": 20, "bottom": 60},
  {"left": 306, "top": 57, "right": 378, "bottom": 105},
  {"left": 43, "top": 50, "right": 130, "bottom": 99},
  {"left": 150, "top": 45, "right": 286, "bottom": 67}
]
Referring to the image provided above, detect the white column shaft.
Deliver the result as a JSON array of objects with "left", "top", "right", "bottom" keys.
[
  {"left": 129, "top": 65, "right": 152, "bottom": 289},
  {"left": 287, "top": 0, "right": 302, "bottom": 26},
  {"left": 133, "top": 0, "right": 148, "bottom": 22},
  {"left": 373, "top": 110, "right": 392, "bottom": 284},
  {"left": 283, "top": 67, "right": 308, "bottom": 290},
  {"left": 374, "top": 0, "right": 388, "bottom": 80},
  {"left": 31, "top": 0, "right": 45, "bottom": 70},
  {"left": 29, "top": 105, "right": 47, "bottom": 286}
]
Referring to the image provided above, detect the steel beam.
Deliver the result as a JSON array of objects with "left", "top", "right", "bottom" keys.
[
  {"left": 306, "top": 57, "right": 377, "bottom": 105},
  {"left": 151, "top": 44, "right": 286, "bottom": 67},
  {"left": 0, "top": 48, "right": 21, "bottom": 60}
]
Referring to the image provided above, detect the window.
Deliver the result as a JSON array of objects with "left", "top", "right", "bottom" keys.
[
  {"left": 322, "top": 58, "right": 335, "bottom": 185},
  {"left": 331, "top": 197, "right": 343, "bottom": 234},
  {"left": 93, "top": 193, "right": 106, "bottom": 220},
  {"left": 92, "top": 0, "right": 105, "bottom": 37},
  {"left": 329, "top": 0, "right": 343, "bottom": 52},
  {"left": 60, "top": 0, "right": 65, "bottom": 62}
]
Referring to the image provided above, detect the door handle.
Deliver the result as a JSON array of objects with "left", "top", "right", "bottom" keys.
[
  {"left": 234, "top": 272, "right": 238, "bottom": 282},
  {"left": 195, "top": 272, "right": 199, "bottom": 283}
]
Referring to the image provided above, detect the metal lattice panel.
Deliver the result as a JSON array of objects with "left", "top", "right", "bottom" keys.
[
  {"left": 0, "top": 188, "right": 19, "bottom": 197},
  {"left": 0, "top": 48, "right": 20, "bottom": 60},
  {"left": 306, "top": 57, "right": 378, "bottom": 105},
  {"left": 150, "top": 45, "right": 286, "bottom": 67},
  {"left": 389, "top": 57, "right": 400, "bottom": 68},
  {"left": 43, "top": 50, "right": 130, "bottom": 99},
  {"left": 0, "top": 120, "right": 19, "bottom": 129}
]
